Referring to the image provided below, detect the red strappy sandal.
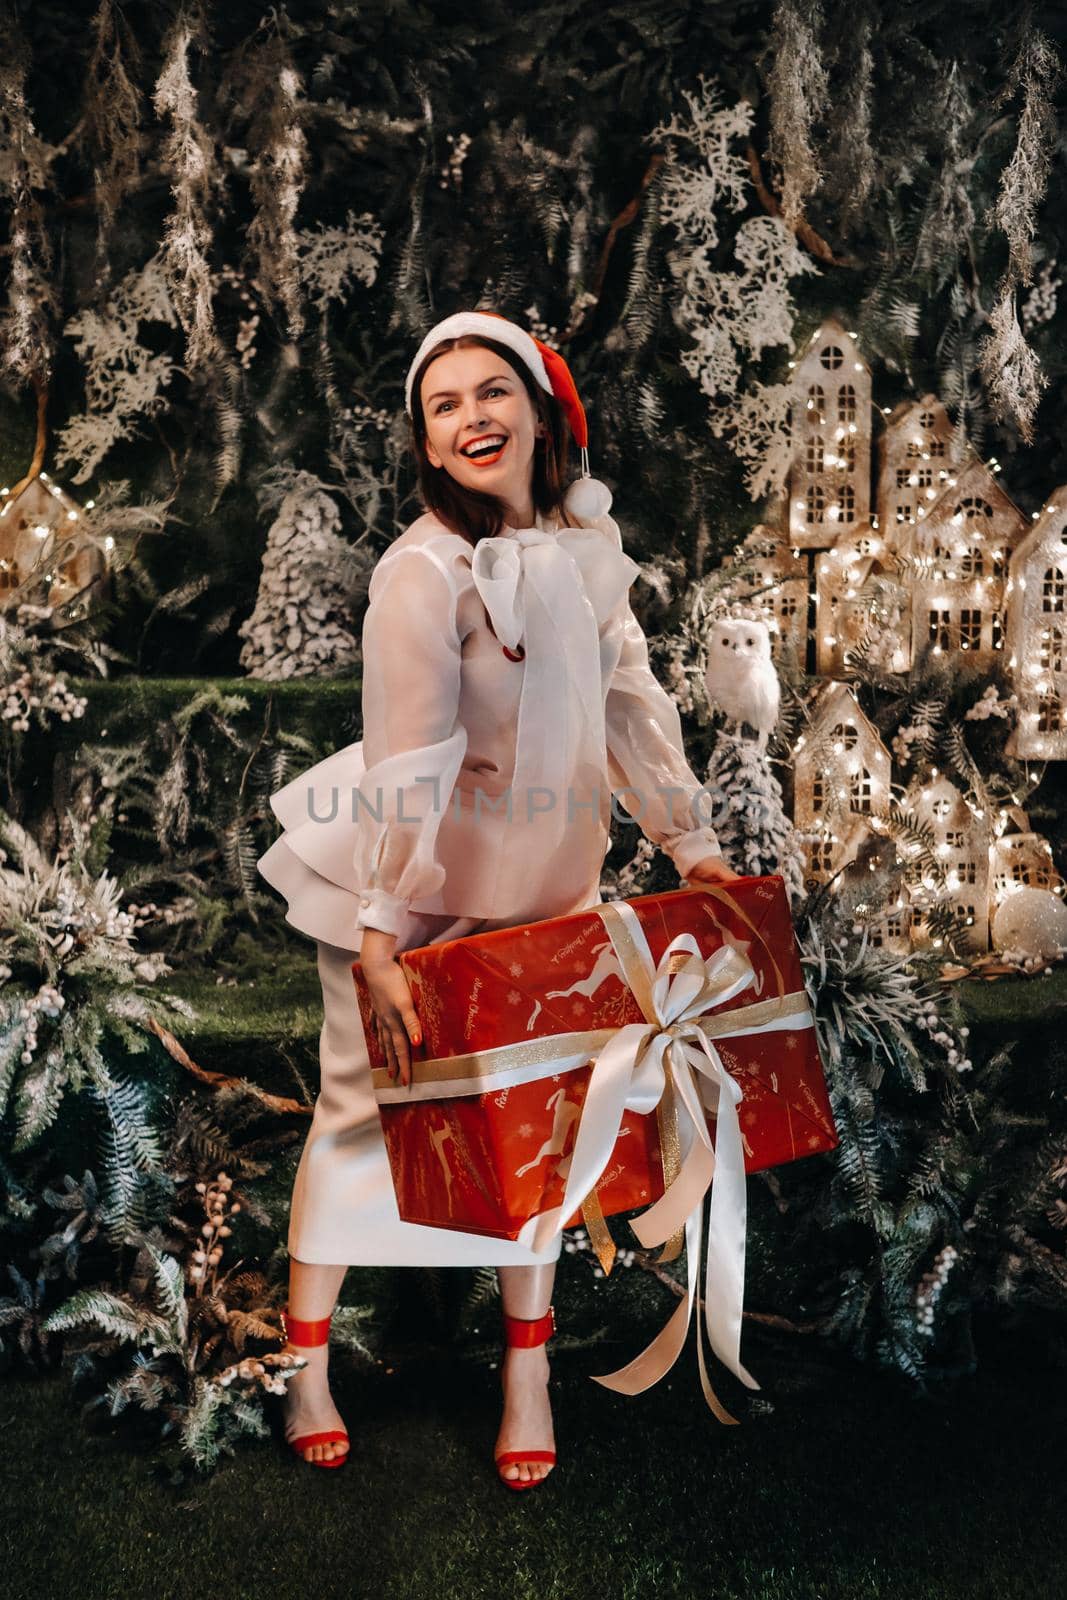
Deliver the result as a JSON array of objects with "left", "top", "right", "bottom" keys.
[
  {"left": 280, "top": 1308, "right": 350, "bottom": 1470},
  {"left": 494, "top": 1305, "right": 557, "bottom": 1491}
]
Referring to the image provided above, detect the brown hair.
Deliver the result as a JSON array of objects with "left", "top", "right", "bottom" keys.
[{"left": 407, "top": 333, "right": 585, "bottom": 545}]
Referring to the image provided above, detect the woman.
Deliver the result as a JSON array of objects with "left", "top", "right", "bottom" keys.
[{"left": 258, "top": 310, "right": 740, "bottom": 1486}]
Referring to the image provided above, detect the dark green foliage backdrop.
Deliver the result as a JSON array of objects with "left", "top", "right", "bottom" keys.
[{"left": 3, "top": 1, "right": 1067, "bottom": 669}]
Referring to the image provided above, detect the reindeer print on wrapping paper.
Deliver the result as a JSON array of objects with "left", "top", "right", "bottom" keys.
[
  {"left": 522, "top": 938, "right": 631, "bottom": 1032},
  {"left": 544, "top": 940, "right": 626, "bottom": 1004},
  {"left": 515, "top": 1086, "right": 581, "bottom": 1180},
  {"left": 428, "top": 1113, "right": 456, "bottom": 1209}
]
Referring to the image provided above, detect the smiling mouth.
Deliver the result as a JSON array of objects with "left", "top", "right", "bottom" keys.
[{"left": 460, "top": 436, "right": 508, "bottom": 466}]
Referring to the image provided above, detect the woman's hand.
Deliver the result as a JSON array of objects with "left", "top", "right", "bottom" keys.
[
  {"left": 359, "top": 928, "right": 422, "bottom": 1088},
  {"left": 682, "top": 854, "right": 744, "bottom": 886}
]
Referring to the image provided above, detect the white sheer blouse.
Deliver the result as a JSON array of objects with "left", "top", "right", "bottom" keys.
[{"left": 349, "top": 506, "right": 720, "bottom": 936}]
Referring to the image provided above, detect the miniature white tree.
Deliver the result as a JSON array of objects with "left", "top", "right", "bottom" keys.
[
  {"left": 238, "top": 475, "right": 359, "bottom": 681},
  {"left": 701, "top": 727, "right": 806, "bottom": 901}
]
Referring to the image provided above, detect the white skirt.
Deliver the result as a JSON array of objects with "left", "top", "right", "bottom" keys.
[{"left": 287, "top": 905, "right": 570, "bottom": 1267}]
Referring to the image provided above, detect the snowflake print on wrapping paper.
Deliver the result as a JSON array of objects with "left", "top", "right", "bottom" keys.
[
  {"left": 508, "top": 961, "right": 524, "bottom": 977},
  {"left": 507, "top": 988, "right": 522, "bottom": 1005},
  {"left": 571, "top": 997, "right": 589, "bottom": 1017},
  {"left": 517, "top": 1122, "right": 536, "bottom": 1139},
  {"left": 785, "top": 1034, "right": 799, "bottom": 1051}
]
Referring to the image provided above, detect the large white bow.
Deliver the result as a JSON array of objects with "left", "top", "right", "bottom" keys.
[
  {"left": 470, "top": 526, "right": 639, "bottom": 852},
  {"left": 530, "top": 899, "right": 811, "bottom": 1423}
]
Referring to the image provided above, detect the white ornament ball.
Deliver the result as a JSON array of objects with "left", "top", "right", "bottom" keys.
[
  {"left": 991, "top": 887, "right": 1067, "bottom": 961},
  {"left": 564, "top": 475, "right": 612, "bottom": 521}
]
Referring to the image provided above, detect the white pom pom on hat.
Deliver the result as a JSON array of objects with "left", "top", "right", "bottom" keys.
[{"left": 404, "top": 309, "right": 612, "bottom": 519}]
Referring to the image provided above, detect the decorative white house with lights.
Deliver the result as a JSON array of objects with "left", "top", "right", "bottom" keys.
[
  {"left": 719, "top": 527, "right": 810, "bottom": 663},
  {"left": 989, "top": 805, "right": 1062, "bottom": 904},
  {"left": 899, "top": 456, "right": 1026, "bottom": 669},
  {"left": 904, "top": 773, "right": 991, "bottom": 952},
  {"left": 876, "top": 395, "right": 959, "bottom": 543},
  {"left": 793, "top": 681, "right": 891, "bottom": 887},
  {"left": 813, "top": 522, "right": 909, "bottom": 676},
  {"left": 788, "top": 318, "right": 872, "bottom": 551},
  {"left": 1004, "top": 489, "right": 1067, "bottom": 760},
  {"left": 0, "top": 472, "right": 104, "bottom": 619}
]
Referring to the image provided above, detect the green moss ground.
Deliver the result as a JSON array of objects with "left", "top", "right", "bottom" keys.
[{"left": 0, "top": 1317, "right": 1058, "bottom": 1600}]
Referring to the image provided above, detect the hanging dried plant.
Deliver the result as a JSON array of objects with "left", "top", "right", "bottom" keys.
[
  {"left": 978, "top": 23, "right": 1062, "bottom": 441},
  {"left": 221, "top": 21, "right": 308, "bottom": 339},
  {"left": 0, "top": 16, "right": 57, "bottom": 391},
  {"left": 764, "top": 0, "right": 829, "bottom": 228},
  {"left": 80, "top": 0, "right": 144, "bottom": 262},
  {"left": 153, "top": 12, "right": 221, "bottom": 372}
]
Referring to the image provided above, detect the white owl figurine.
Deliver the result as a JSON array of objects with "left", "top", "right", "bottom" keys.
[{"left": 703, "top": 616, "right": 780, "bottom": 741}]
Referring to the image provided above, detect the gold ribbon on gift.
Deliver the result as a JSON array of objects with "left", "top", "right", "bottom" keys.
[{"left": 374, "top": 884, "right": 811, "bottom": 1424}]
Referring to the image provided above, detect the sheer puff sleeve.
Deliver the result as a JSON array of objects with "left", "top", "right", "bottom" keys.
[
  {"left": 352, "top": 545, "right": 467, "bottom": 937},
  {"left": 595, "top": 513, "right": 722, "bottom": 878}
]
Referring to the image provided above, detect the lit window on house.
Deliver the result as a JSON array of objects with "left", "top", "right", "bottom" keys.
[
  {"left": 806, "top": 485, "right": 825, "bottom": 525},
  {"left": 895, "top": 467, "right": 912, "bottom": 488},
  {"left": 896, "top": 503, "right": 915, "bottom": 525},
  {"left": 960, "top": 544, "right": 984, "bottom": 577},
  {"left": 1042, "top": 567, "right": 1066, "bottom": 612},
  {"left": 945, "top": 828, "right": 965, "bottom": 847},
  {"left": 807, "top": 384, "right": 825, "bottom": 421},
  {"left": 839, "top": 484, "right": 856, "bottom": 523},
  {"left": 838, "top": 385, "right": 857, "bottom": 424},
  {"left": 932, "top": 541, "right": 953, "bottom": 578},
  {"left": 955, "top": 859, "right": 977, "bottom": 884},
  {"left": 849, "top": 767, "right": 874, "bottom": 812},
  {"left": 779, "top": 593, "right": 799, "bottom": 617},
  {"left": 820, "top": 345, "right": 844, "bottom": 371},
  {"left": 1040, "top": 626, "right": 1065, "bottom": 672},
  {"left": 929, "top": 438, "right": 946, "bottom": 457},
  {"left": 831, "top": 721, "right": 859, "bottom": 749},
  {"left": 931, "top": 796, "right": 952, "bottom": 819},
  {"left": 811, "top": 837, "right": 835, "bottom": 873},
  {"left": 1037, "top": 692, "right": 1063, "bottom": 732},
  {"left": 812, "top": 774, "right": 824, "bottom": 812},
  {"left": 959, "top": 609, "right": 982, "bottom": 649},
  {"left": 928, "top": 609, "right": 952, "bottom": 649},
  {"left": 806, "top": 436, "right": 824, "bottom": 474},
  {"left": 955, "top": 496, "right": 993, "bottom": 524},
  {"left": 837, "top": 437, "right": 856, "bottom": 471},
  {"left": 991, "top": 611, "right": 1005, "bottom": 651}
]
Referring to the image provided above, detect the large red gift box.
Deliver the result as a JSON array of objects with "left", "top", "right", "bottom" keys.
[{"left": 352, "top": 877, "right": 837, "bottom": 1244}]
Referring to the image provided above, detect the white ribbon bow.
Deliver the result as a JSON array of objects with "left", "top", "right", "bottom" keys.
[
  {"left": 470, "top": 526, "right": 639, "bottom": 852},
  {"left": 531, "top": 900, "right": 784, "bottom": 1423}
]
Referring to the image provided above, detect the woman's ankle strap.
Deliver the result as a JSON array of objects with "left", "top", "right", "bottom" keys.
[
  {"left": 502, "top": 1306, "right": 556, "bottom": 1348},
  {"left": 282, "top": 1308, "right": 332, "bottom": 1347}
]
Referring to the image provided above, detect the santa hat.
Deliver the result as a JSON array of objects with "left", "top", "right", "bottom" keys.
[{"left": 403, "top": 310, "right": 612, "bottom": 520}]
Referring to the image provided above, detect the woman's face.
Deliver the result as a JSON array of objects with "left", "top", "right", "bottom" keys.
[{"left": 420, "top": 344, "right": 544, "bottom": 508}]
